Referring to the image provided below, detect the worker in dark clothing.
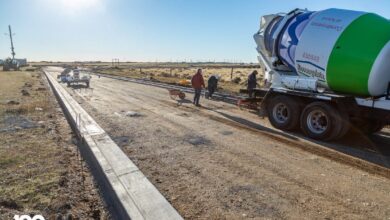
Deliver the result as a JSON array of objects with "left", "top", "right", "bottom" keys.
[
  {"left": 207, "top": 74, "right": 219, "bottom": 99},
  {"left": 191, "top": 69, "right": 205, "bottom": 106},
  {"left": 247, "top": 70, "right": 258, "bottom": 98}
]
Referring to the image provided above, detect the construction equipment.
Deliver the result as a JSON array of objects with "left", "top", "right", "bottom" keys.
[
  {"left": 7, "top": 25, "right": 15, "bottom": 60},
  {"left": 237, "top": 98, "right": 262, "bottom": 110},
  {"left": 3, "top": 57, "right": 20, "bottom": 71},
  {"left": 248, "top": 8, "right": 390, "bottom": 140},
  {"left": 168, "top": 89, "right": 186, "bottom": 100},
  {"left": 178, "top": 79, "right": 191, "bottom": 87},
  {"left": 2, "top": 25, "right": 20, "bottom": 71}
]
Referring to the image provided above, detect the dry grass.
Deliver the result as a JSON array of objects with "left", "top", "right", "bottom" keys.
[
  {"left": 0, "top": 70, "right": 61, "bottom": 213},
  {"left": 0, "top": 71, "right": 52, "bottom": 119},
  {"left": 0, "top": 70, "right": 109, "bottom": 219},
  {"left": 30, "top": 61, "right": 259, "bottom": 69},
  {"left": 94, "top": 65, "right": 264, "bottom": 95},
  {"left": 29, "top": 62, "right": 263, "bottom": 94}
]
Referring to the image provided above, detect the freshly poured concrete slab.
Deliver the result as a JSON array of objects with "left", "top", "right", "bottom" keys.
[{"left": 44, "top": 69, "right": 183, "bottom": 220}]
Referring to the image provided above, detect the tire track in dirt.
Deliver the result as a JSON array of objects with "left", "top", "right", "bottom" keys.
[{"left": 157, "top": 101, "right": 390, "bottom": 179}]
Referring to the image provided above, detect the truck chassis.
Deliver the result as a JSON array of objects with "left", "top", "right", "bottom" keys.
[{"left": 240, "top": 85, "right": 390, "bottom": 141}]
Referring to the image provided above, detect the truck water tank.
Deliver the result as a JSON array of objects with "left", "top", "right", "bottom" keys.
[{"left": 256, "top": 8, "right": 390, "bottom": 96}]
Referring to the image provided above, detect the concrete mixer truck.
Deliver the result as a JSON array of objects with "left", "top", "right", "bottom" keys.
[{"left": 249, "top": 8, "right": 390, "bottom": 141}]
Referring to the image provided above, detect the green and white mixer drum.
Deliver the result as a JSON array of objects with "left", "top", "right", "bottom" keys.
[
  {"left": 259, "top": 8, "right": 390, "bottom": 96},
  {"left": 295, "top": 8, "right": 390, "bottom": 96}
]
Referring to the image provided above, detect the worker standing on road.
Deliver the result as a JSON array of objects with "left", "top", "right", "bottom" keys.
[
  {"left": 191, "top": 69, "right": 205, "bottom": 107},
  {"left": 207, "top": 74, "right": 219, "bottom": 99},
  {"left": 247, "top": 70, "right": 258, "bottom": 98}
]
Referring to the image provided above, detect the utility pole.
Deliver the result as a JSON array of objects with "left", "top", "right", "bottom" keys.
[
  {"left": 8, "top": 25, "right": 16, "bottom": 59},
  {"left": 112, "top": 58, "right": 119, "bottom": 67}
]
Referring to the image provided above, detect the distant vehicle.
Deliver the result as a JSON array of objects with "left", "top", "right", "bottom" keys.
[
  {"left": 73, "top": 69, "right": 80, "bottom": 79},
  {"left": 66, "top": 69, "right": 91, "bottom": 88},
  {"left": 58, "top": 68, "right": 71, "bottom": 82}
]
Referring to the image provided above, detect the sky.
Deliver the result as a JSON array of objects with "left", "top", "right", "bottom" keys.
[{"left": 0, "top": 0, "right": 389, "bottom": 62}]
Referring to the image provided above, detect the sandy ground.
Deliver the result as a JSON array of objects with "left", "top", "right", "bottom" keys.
[
  {"left": 48, "top": 69, "right": 390, "bottom": 220},
  {"left": 0, "top": 70, "right": 109, "bottom": 219}
]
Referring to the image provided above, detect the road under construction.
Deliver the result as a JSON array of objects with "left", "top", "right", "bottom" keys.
[{"left": 44, "top": 66, "right": 390, "bottom": 220}]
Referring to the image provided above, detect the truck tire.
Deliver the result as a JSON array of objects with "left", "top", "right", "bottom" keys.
[
  {"left": 332, "top": 105, "right": 350, "bottom": 140},
  {"left": 353, "top": 119, "right": 384, "bottom": 135},
  {"left": 300, "top": 102, "right": 348, "bottom": 141},
  {"left": 334, "top": 118, "right": 350, "bottom": 140},
  {"left": 267, "top": 95, "right": 301, "bottom": 131}
]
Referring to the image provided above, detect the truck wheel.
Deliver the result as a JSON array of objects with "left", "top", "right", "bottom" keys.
[
  {"left": 267, "top": 95, "right": 301, "bottom": 131},
  {"left": 300, "top": 102, "right": 348, "bottom": 141},
  {"left": 334, "top": 116, "right": 350, "bottom": 140},
  {"left": 179, "top": 92, "right": 185, "bottom": 100},
  {"left": 353, "top": 119, "right": 384, "bottom": 134}
]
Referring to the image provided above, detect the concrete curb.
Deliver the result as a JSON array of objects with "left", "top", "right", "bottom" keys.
[{"left": 43, "top": 69, "right": 183, "bottom": 220}]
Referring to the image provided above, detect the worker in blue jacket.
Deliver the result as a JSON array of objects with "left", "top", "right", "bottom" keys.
[
  {"left": 247, "top": 70, "right": 258, "bottom": 98},
  {"left": 207, "top": 74, "right": 219, "bottom": 99}
]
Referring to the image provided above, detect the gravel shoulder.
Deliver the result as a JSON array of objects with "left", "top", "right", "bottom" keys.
[
  {"left": 0, "top": 70, "right": 109, "bottom": 219},
  {"left": 52, "top": 70, "right": 390, "bottom": 220}
]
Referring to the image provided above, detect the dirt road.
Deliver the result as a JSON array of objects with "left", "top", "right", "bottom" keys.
[{"left": 48, "top": 69, "right": 390, "bottom": 219}]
